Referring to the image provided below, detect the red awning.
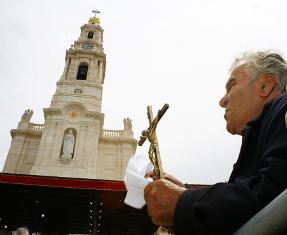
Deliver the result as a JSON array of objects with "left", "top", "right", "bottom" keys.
[{"left": 0, "top": 173, "right": 126, "bottom": 191}]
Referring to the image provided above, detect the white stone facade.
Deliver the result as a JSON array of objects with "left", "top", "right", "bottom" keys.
[{"left": 3, "top": 17, "right": 137, "bottom": 180}]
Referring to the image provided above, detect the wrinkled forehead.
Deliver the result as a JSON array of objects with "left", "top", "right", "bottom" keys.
[
  {"left": 229, "top": 63, "right": 247, "bottom": 76},
  {"left": 227, "top": 65, "right": 247, "bottom": 82}
]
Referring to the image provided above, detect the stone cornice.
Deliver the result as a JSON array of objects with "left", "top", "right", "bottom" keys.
[
  {"left": 10, "top": 129, "right": 43, "bottom": 138},
  {"left": 43, "top": 108, "right": 104, "bottom": 123},
  {"left": 66, "top": 50, "right": 106, "bottom": 58},
  {"left": 99, "top": 136, "right": 138, "bottom": 147},
  {"left": 84, "top": 111, "right": 104, "bottom": 118},
  {"left": 85, "top": 112, "right": 104, "bottom": 128},
  {"left": 80, "top": 23, "right": 104, "bottom": 32},
  {"left": 56, "top": 80, "right": 103, "bottom": 88},
  {"left": 43, "top": 108, "right": 63, "bottom": 120},
  {"left": 52, "top": 94, "right": 102, "bottom": 102}
]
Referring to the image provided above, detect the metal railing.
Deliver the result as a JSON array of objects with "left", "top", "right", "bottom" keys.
[{"left": 233, "top": 189, "right": 287, "bottom": 235}]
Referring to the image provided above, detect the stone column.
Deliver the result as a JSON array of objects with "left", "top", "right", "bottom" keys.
[
  {"left": 98, "top": 61, "right": 103, "bottom": 83},
  {"left": 60, "top": 58, "right": 70, "bottom": 80}
]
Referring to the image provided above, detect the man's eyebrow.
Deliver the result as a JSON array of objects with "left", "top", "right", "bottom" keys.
[{"left": 226, "top": 77, "right": 236, "bottom": 90}]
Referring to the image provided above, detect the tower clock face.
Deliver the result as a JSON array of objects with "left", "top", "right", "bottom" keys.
[{"left": 82, "top": 42, "right": 94, "bottom": 50}]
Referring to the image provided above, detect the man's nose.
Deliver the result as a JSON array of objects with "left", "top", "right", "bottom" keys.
[{"left": 219, "top": 94, "right": 228, "bottom": 108}]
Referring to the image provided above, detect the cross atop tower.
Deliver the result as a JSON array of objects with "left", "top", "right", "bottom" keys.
[
  {"left": 89, "top": 10, "right": 101, "bottom": 25},
  {"left": 92, "top": 10, "right": 101, "bottom": 17}
]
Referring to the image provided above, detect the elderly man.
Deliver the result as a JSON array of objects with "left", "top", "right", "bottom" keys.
[{"left": 144, "top": 50, "right": 287, "bottom": 234}]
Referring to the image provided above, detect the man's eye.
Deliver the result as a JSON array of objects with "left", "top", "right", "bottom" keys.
[
  {"left": 229, "top": 82, "right": 236, "bottom": 89},
  {"left": 226, "top": 83, "right": 235, "bottom": 93},
  {"left": 226, "top": 79, "right": 236, "bottom": 92}
]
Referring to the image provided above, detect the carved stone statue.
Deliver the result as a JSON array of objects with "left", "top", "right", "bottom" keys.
[
  {"left": 61, "top": 129, "right": 75, "bottom": 158},
  {"left": 21, "top": 109, "right": 33, "bottom": 122},
  {"left": 123, "top": 117, "right": 132, "bottom": 131}
]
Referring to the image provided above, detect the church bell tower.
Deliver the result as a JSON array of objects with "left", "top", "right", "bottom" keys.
[
  {"left": 56, "top": 14, "right": 106, "bottom": 112},
  {"left": 0, "top": 13, "right": 139, "bottom": 180},
  {"left": 30, "top": 14, "right": 107, "bottom": 178}
]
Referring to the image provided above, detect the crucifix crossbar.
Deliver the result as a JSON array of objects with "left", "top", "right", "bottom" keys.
[{"left": 138, "top": 103, "right": 169, "bottom": 179}]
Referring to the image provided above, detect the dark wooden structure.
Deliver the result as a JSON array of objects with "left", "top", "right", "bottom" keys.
[{"left": 0, "top": 173, "right": 157, "bottom": 235}]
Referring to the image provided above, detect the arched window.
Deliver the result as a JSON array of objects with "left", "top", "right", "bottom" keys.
[
  {"left": 88, "top": 31, "right": 94, "bottom": 39},
  {"left": 76, "top": 63, "right": 88, "bottom": 80}
]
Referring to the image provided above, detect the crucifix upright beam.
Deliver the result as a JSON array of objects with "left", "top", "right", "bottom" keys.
[{"left": 138, "top": 103, "right": 169, "bottom": 179}]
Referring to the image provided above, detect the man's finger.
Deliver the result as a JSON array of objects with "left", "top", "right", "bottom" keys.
[{"left": 144, "top": 182, "right": 152, "bottom": 201}]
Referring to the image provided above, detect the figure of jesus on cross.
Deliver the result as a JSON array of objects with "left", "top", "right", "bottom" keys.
[{"left": 138, "top": 103, "right": 169, "bottom": 179}]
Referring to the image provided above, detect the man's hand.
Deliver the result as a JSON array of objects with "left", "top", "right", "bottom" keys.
[
  {"left": 144, "top": 179, "right": 186, "bottom": 226},
  {"left": 145, "top": 171, "right": 185, "bottom": 187}
]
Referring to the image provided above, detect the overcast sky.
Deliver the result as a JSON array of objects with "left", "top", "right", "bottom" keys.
[{"left": 1, "top": 0, "right": 287, "bottom": 184}]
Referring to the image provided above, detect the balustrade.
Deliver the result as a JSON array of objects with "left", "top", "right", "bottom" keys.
[
  {"left": 102, "top": 130, "right": 122, "bottom": 137},
  {"left": 31, "top": 124, "right": 44, "bottom": 131}
]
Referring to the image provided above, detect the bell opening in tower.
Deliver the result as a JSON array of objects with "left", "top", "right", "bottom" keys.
[
  {"left": 88, "top": 31, "right": 94, "bottom": 39},
  {"left": 76, "top": 63, "right": 88, "bottom": 80}
]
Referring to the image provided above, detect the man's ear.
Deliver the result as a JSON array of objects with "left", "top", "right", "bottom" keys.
[{"left": 258, "top": 74, "right": 277, "bottom": 98}]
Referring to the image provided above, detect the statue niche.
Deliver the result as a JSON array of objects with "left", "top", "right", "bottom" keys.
[{"left": 60, "top": 129, "right": 76, "bottom": 159}]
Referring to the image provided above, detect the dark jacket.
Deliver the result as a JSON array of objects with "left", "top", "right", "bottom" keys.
[{"left": 174, "top": 92, "right": 287, "bottom": 235}]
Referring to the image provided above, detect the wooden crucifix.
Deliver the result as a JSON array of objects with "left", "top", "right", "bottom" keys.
[{"left": 138, "top": 103, "right": 169, "bottom": 179}]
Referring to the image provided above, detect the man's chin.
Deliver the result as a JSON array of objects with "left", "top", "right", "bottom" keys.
[{"left": 226, "top": 124, "right": 237, "bottom": 135}]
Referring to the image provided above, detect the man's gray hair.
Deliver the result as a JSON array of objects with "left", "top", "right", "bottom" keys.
[
  {"left": 230, "top": 50, "right": 287, "bottom": 92},
  {"left": 14, "top": 227, "right": 30, "bottom": 235}
]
